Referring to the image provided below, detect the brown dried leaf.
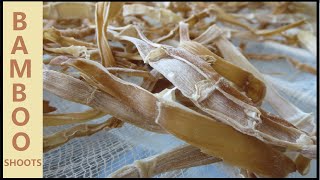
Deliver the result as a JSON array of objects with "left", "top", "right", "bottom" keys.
[
  {"left": 44, "top": 27, "right": 97, "bottom": 48},
  {"left": 95, "top": 2, "right": 123, "bottom": 66},
  {"left": 43, "top": 117, "right": 122, "bottom": 152},
  {"left": 44, "top": 108, "right": 107, "bottom": 127},
  {"left": 110, "top": 145, "right": 221, "bottom": 178}
]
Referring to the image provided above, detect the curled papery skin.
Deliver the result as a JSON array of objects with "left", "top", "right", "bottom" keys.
[
  {"left": 179, "top": 39, "right": 266, "bottom": 105},
  {"left": 155, "top": 88, "right": 296, "bottom": 178},
  {"left": 113, "top": 27, "right": 315, "bottom": 155},
  {"left": 109, "top": 145, "right": 221, "bottom": 178},
  {"left": 213, "top": 29, "right": 316, "bottom": 136}
]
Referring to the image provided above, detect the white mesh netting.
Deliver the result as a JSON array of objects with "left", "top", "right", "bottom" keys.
[{"left": 43, "top": 39, "right": 317, "bottom": 178}]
